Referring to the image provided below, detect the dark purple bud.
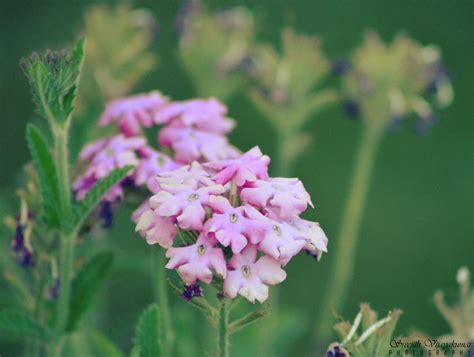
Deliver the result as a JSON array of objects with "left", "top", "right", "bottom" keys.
[
  {"left": 49, "top": 279, "right": 60, "bottom": 299},
  {"left": 12, "top": 225, "right": 25, "bottom": 252},
  {"left": 99, "top": 201, "right": 114, "bottom": 229},
  {"left": 18, "top": 248, "right": 35, "bottom": 268},
  {"left": 326, "top": 343, "right": 350, "bottom": 357},
  {"left": 331, "top": 58, "right": 350, "bottom": 76},
  {"left": 413, "top": 115, "right": 437, "bottom": 136},
  {"left": 342, "top": 99, "right": 359, "bottom": 119},
  {"left": 388, "top": 116, "right": 404, "bottom": 133},
  {"left": 181, "top": 283, "right": 203, "bottom": 301}
]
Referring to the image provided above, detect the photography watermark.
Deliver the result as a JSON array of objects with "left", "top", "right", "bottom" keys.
[{"left": 388, "top": 338, "right": 474, "bottom": 356}]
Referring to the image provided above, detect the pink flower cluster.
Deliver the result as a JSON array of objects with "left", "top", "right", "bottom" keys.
[
  {"left": 135, "top": 146, "right": 328, "bottom": 303},
  {"left": 73, "top": 92, "right": 239, "bottom": 202}
]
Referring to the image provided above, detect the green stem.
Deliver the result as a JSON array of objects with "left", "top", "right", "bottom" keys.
[
  {"left": 54, "top": 128, "right": 72, "bottom": 219},
  {"left": 53, "top": 231, "right": 76, "bottom": 356},
  {"left": 314, "top": 125, "right": 382, "bottom": 345},
  {"left": 218, "top": 299, "right": 229, "bottom": 357},
  {"left": 152, "top": 248, "right": 174, "bottom": 356}
]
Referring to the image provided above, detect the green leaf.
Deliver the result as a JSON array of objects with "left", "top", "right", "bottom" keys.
[
  {"left": 68, "top": 165, "right": 133, "bottom": 232},
  {"left": 67, "top": 252, "right": 114, "bottom": 331},
  {"left": 87, "top": 329, "right": 125, "bottom": 357},
  {"left": 22, "top": 38, "right": 85, "bottom": 126},
  {"left": 0, "top": 309, "right": 50, "bottom": 341},
  {"left": 26, "top": 124, "right": 61, "bottom": 228},
  {"left": 131, "top": 305, "right": 161, "bottom": 357}
]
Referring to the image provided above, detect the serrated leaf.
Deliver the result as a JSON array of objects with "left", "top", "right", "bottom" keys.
[
  {"left": 67, "top": 252, "right": 114, "bottom": 331},
  {"left": 0, "top": 309, "right": 51, "bottom": 341},
  {"left": 68, "top": 165, "right": 133, "bottom": 232},
  {"left": 26, "top": 124, "right": 61, "bottom": 228},
  {"left": 131, "top": 305, "right": 161, "bottom": 357}
]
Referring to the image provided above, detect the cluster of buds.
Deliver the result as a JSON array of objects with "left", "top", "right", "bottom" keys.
[
  {"left": 10, "top": 198, "right": 35, "bottom": 268},
  {"left": 73, "top": 92, "right": 239, "bottom": 225},
  {"left": 135, "top": 147, "right": 327, "bottom": 303},
  {"left": 339, "top": 32, "right": 453, "bottom": 133}
]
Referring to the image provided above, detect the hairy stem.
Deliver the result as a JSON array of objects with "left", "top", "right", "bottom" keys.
[
  {"left": 218, "top": 299, "right": 229, "bottom": 357},
  {"left": 152, "top": 248, "right": 174, "bottom": 356},
  {"left": 54, "top": 128, "right": 72, "bottom": 220},
  {"left": 314, "top": 125, "right": 382, "bottom": 345}
]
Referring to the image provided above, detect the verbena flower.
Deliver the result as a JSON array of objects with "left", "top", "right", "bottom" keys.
[
  {"left": 134, "top": 147, "right": 180, "bottom": 191},
  {"left": 99, "top": 91, "right": 169, "bottom": 136},
  {"left": 223, "top": 245, "right": 286, "bottom": 303},
  {"left": 159, "top": 125, "right": 239, "bottom": 164},
  {"left": 135, "top": 146, "right": 327, "bottom": 304},
  {"left": 240, "top": 177, "right": 313, "bottom": 218},
  {"left": 204, "top": 196, "right": 266, "bottom": 254},
  {"left": 206, "top": 146, "right": 270, "bottom": 186},
  {"left": 166, "top": 234, "right": 227, "bottom": 284},
  {"left": 154, "top": 97, "right": 235, "bottom": 134}
]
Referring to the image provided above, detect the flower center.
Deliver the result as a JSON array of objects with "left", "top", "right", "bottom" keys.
[
  {"left": 188, "top": 193, "right": 200, "bottom": 202},
  {"left": 241, "top": 264, "right": 252, "bottom": 277},
  {"left": 229, "top": 212, "right": 239, "bottom": 224},
  {"left": 105, "top": 147, "right": 115, "bottom": 157},
  {"left": 156, "top": 156, "right": 165, "bottom": 167},
  {"left": 197, "top": 244, "right": 207, "bottom": 256},
  {"left": 272, "top": 224, "right": 282, "bottom": 236}
]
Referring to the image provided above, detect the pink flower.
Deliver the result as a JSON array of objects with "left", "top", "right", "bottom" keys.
[
  {"left": 245, "top": 209, "right": 306, "bottom": 266},
  {"left": 159, "top": 126, "right": 240, "bottom": 164},
  {"left": 134, "top": 147, "right": 181, "bottom": 192},
  {"left": 79, "top": 135, "right": 146, "bottom": 178},
  {"left": 149, "top": 182, "right": 225, "bottom": 230},
  {"left": 223, "top": 245, "right": 286, "bottom": 303},
  {"left": 99, "top": 91, "right": 169, "bottom": 136},
  {"left": 204, "top": 196, "right": 266, "bottom": 254},
  {"left": 165, "top": 234, "right": 227, "bottom": 284},
  {"left": 289, "top": 218, "right": 328, "bottom": 261},
  {"left": 154, "top": 98, "right": 235, "bottom": 134},
  {"left": 240, "top": 178, "right": 314, "bottom": 218},
  {"left": 206, "top": 146, "right": 270, "bottom": 186},
  {"left": 73, "top": 134, "right": 145, "bottom": 201},
  {"left": 135, "top": 208, "right": 178, "bottom": 248},
  {"left": 155, "top": 162, "right": 214, "bottom": 190}
]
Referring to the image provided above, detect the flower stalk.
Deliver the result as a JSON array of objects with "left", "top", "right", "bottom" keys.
[
  {"left": 152, "top": 248, "right": 175, "bottom": 356},
  {"left": 315, "top": 123, "right": 382, "bottom": 343},
  {"left": 218, "top": 298, "right": 229, "bottom": 357}
]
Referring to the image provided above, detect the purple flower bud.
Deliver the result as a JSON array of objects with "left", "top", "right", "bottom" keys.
[
  {"left": 413, "top": 115, "right": 437, "bottom": 136},
  {"left": 342, "top": 99, "right": 359, "bottom": 119},
  {"left": 181, "top": 283, "right": 203, "bottom": 301},
  {"left": 12, "top": 224, "right": 25, "bottom": 252},
  {"left": 18, "top": 248, "right": 35, "bottom": 268},
  {"left": 331, "top": 58, "right": 350, "bottom": 76},
  {"left": 49, "top": 279, "right": 60, "bottom": 299},
  {"left": 99, "top": 201, "right": 114, "bottom": 229}
]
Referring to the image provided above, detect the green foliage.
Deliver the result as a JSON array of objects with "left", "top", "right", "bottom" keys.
[
  {"left": 87, "top": 330, "right": 125, "bottom": 357},
  {"left": 25, "top": 124, "right": 61, "bottom": 228},
  {"left": 343, "top": 31, "right": 454, "bottom": 129},
  {"left": 21, "top": 38, "right": 85, "bottom": 127},
  {"left": 179, "top": 6, "right": 254, "bottom": 99},
  {"left": 79, "top": 4, "right": 157, "bottom": 101},
  {"left": 131, "top": 304, "right": 162, "bottom": 357},
  {"left": 67, "top": 252, "right": 114, "bottom": 331},
  {"left": 329, "top": 304, "right": 403, "bottom": 357},
  {"left": 0, "top": 309, "right": 50, "bottom": 341},
  {"left": 68, "top": 165, "right": 133, "bottom": 232}
]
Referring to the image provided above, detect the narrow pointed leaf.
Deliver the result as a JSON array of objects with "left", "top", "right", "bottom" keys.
[
  {"left": 131, "top": 304, "right": 162, "bottom": 357},
  {"left": 68, "top": 165, "right": 133, "bottom": 232},
  {"left": 0, "top": 309, "right": 51, "bottom": 341},
  {"left": 26, "top": 124, "right": 61, "bottom": 228},
  {"left": 67, "top": 252, "right": 114, "bottom": 331}
]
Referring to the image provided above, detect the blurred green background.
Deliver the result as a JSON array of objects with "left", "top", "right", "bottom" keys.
[{"left": 1, "top": 0, "right": 473, "bottom": 355}]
